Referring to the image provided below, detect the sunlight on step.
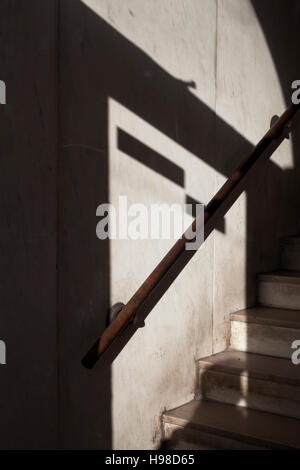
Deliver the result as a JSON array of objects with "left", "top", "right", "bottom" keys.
[
  {"left": 237, "top": 371, "right": 249, "bottom": 408},
  {"left": 230, "top": 321, "right": 248, "bottom": 352}
]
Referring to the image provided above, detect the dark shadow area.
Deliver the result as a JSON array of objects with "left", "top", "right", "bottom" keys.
[
  {"left": 0, "top": 1, "right": 58, "bottom": 449},
  {"left": 245, "top": 0, "right": 300, "bottom": 304},
  {"left": 118, "top": 129, "right": 185, "bottom": 188}
]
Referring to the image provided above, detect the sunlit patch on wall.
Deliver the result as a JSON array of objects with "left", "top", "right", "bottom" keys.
[
  {"left": 107, "top": 95, "right": 221, "bottom": 306},
  {"left": 108, "top": 97, "right": 219, "bottom": 214}
]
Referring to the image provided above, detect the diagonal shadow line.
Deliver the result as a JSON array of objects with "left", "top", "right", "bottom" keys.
[
  {"left": 117, "top": 127, "right": 226, "bottom": 232},
  {"left": 73, "top": 1, "right": 286, "bottom": 366},
  {"left": 59, "top": 0, "right": 295, "bottom": 450}
]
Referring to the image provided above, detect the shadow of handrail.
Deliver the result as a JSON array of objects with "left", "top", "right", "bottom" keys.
[{"left": 82, "top": 103, "right": 299, "bottom": 369}]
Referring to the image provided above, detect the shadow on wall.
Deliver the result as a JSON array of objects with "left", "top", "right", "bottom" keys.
[
  {"left": 58, "top": 0, "right": 300, "bottom": 449},
  {"left": 0, "top": 0, "right": 299, "bottom": 450},
  {"left": 58, "top": 0, "right": 253, "bottom": 449},
  {"left": 0, "top": 0, "right": 298, "bottom": 451},
  {"left": 57, "top": 0, "right": 223, "bottom": 449},
  {"left": 160, "top": 0, "right": 300, "bottom": 450},
  {"left": 245, "top": 0, "right": 300, "bottom": 302}
]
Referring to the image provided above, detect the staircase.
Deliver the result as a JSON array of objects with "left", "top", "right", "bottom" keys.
[{"left": 162, "top": 236, "right": 300, "bottom": 450}]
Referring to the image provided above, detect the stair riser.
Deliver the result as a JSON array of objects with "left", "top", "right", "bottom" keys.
[
  {"left": 280, "top": 242, "right": 300, "bottom": 271},
  {"left": 163, "top": 423, "right": 266, "bottom": 450},
  {"left": 200, "top": 369, "right": 300, "bottom": 420},
  {"left": 230, "top": 320, "right": 299, "bottom": 359},
  {"left": 258, "top": 280, "right": 300, "bottom": 310}
]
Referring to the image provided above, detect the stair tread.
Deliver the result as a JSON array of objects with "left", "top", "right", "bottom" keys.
[
  {"left": 258, "top": 271, "right": 300, "bottom": 284},
  {"left": 164, "top": 440, "right": 212, "bottom": 450},
  {"left": 230, "top": 307, "right": 300, "bottom": 329},
  {"left": 163, "top": 400, "right": 300, "bottom": 449},
  {"left": 199, "top": 351, "right": 300, "bottom": 386}
]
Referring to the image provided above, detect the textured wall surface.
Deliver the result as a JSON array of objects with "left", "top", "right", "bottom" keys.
[
  {"left": 0, "top": 0, "right": 58, "bottom": 449},
  {"left": 0, "top": 0, "right": 299, "bottom": 450}
]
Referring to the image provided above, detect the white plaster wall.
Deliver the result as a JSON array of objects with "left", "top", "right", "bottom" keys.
[
  {"left": 82, "top": 0, "right": 218, "bottom": 449},
  {"left": 108, "top": 97, "right": 216, "bottom": 449},
  {"left": 1, "top": 0, "right": 298, "bottom": 451},
  {"left": 62, "top": 0, "right": 298, "bottom": 450},
  {"left": 213, "top": 0, "right": 294, "bottom": 353}
]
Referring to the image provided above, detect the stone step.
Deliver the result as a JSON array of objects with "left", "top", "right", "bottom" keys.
[
  {"left": 230, "top": 307, "right": 300, "bottom": 358},
  {"left": 280, "top": 236, "right": 300, "bottom": 271},
  {"left": 258, "top": 271, "right": 300, "bottom": 309},
  {"left": 163, "top": 400, "right": 300, "bottom": 450},
  {"left": 199, "top": 351, "right": 300, "bottom": 419}
]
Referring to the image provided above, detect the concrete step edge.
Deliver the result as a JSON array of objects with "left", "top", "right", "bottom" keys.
[
  {"left": 198, "top": 351, "right": 300, "bottom": 387},
  {"left": 258, "top": 271, "right": 300, "bottom": 284},
  {"left": 230, "top": 307, "right": 300, "bottom": 329},
  {"left": 163, "top": 400, "right": 300, "bottom": 450}
]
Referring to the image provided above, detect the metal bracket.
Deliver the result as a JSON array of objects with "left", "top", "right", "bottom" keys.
[
  {"left": 108, "top": 302, "right": 125, "bottom": 324},
  {"left": 270, "top": 114, "right": 291, "bottom": 139},
  {"left": 108, "top": 302, "right": 140, "bottom": 336}
]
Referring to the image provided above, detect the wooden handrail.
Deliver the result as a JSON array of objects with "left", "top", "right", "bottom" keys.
[{"left": 82, "top": 103, "right": 300, "bottom": 369}]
